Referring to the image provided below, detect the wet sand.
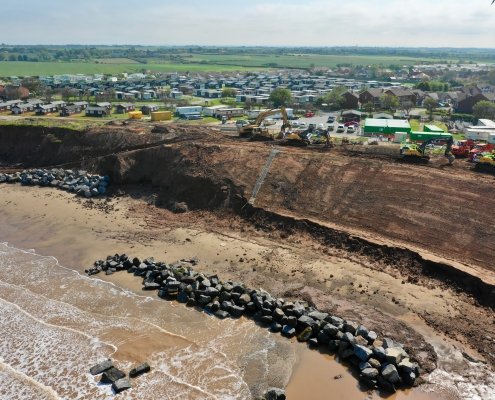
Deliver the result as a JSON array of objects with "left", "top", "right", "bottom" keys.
[{"left": 0, "top": 185, "right": 493, "bottom": 399}]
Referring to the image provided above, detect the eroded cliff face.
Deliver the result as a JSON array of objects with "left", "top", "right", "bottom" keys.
[
  {"left": 0, "top": 124, "right": 166, "bottom": 167},
  {"left": 1, "top": 123, "right": 494, "bottom": 303}
]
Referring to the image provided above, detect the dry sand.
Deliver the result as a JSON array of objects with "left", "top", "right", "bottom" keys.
[{"left": 0, "top": 185, "right": 492, "bottom": 399}]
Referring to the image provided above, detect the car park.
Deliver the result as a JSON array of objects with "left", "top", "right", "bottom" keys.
[{"left": 292, "top": 121, "right": 307, "bottom": 128}]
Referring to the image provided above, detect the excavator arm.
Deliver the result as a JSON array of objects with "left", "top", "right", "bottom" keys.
[
  {"left": 418, "top": 136, "right": 454, "bottom": 163},
  {"left": 239, "top": 107, "right": 291, "bottom": 139}
]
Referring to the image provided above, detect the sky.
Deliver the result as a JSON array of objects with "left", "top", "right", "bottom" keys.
[{"left": 2, "top": 0, "right": 495, "bottom": 48}]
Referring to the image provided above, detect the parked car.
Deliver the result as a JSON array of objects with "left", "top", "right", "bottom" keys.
[
  {"left": 292, "top": 121, "right": 307, "bottom": 128},
  {"left": 327, "top": 116, "right": 336, "bottom": 123},
  {"left": 344, "top": 120, "right": 359, "bottom": 127},
  {"left": 305, "top": 111, "right": 315, "bottom": 117},
  {"left": 347, "top": 126, "right": 355, "bottom": 134},
  {"left": 336, "top": 124, "right": 345, "bottom": 133},
  {"left": 236, "top": 119, "right": 248, "bottom": 127}
]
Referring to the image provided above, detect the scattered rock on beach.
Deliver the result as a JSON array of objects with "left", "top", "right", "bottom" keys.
[
  {"left": 85, "top": 254, "right": 420, "bottom": 393},
  {"left": 100, "top": 367, "right": 126, "bottom": 384},
  {"left": 264, "top": 387, "right": 286, "bottom": 400},
  {"left": 112, "top": 378, "right": 132, "bottom": 394},
  {"left": 0, "top": 169, "right": 109, "bottom": 198},
  {"left": 89, "top": 359, "right": 113, "bottom": 375},
  {"left": 129, "top": 362, "right": 151, "bottom": 378}
]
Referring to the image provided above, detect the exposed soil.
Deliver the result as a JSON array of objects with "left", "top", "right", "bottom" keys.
[{"left": 1, "top": 121, "right": 494, "bottom": 379}]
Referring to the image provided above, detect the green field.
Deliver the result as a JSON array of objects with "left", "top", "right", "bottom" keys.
[
  {"left": 0, "top": 52, "right": 460, "bottom": 78},
  {"left": 0, "top": 61, "right": 263, "bottom": 77},
  {"left": 180, "top": 53, "right": 447, "bottom": 69}
]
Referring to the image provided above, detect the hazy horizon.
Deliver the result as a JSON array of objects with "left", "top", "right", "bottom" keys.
[{"left": 2, "top": 0, "right": 495, "bottom": 48}]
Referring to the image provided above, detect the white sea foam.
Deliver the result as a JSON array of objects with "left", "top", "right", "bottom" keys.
[{"left": 0, "top": 242, "right": 292, "bottom": 399}]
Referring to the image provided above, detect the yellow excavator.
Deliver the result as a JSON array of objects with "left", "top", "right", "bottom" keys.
[
  {"left": 400, "top": 135, "right": 455, "bottom": 164},
  {"left": 238, "top": 107, "right": 292, "bottom": 141}
]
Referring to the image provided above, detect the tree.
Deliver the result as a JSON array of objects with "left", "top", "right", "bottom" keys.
[
  {"left": 21, "top": 78, "right": 44, "bottom": 96},
  {"left": 221, "top": 87, "right": 236, "bottom": 98},
  {"left": 61, "top": 87, "right": 78, "bottom": 102},
  {"left": 486, "top": 70, "right": 495, "bottom": 85},
  {"left": 363, "top": 101, "right": 375, "bottom": 116},
  {"left": 473, "top": 100, "right": 495, "bottom": 120},
  {"left": 423, "top": 97, "right": 438, "bottom": 121},
  {"left": 43, "top": 87, "right": 54, "bottom": 103},
  {"left": 4, "top": 85, "right": 29, "bottom": 100},
  {"left": 269, "top": 88, "right": 292, "bottom": 107},
  {"left": 380, "top": 94, "right": 399, "bottom": 111},
  {"left": 401, "top": 100, "right": 414, "bottom": 116},
  {"left": 316, "top": 86, "right": 346, "bottom": 111}
]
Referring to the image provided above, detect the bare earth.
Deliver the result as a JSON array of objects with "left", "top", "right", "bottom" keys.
[{"left": 0, "top": 184, "right": 493, "bottom": 399}]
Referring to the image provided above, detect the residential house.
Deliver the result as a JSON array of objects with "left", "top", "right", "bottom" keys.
[
  {"left": 115, "top": 103, "right": 135, "bottom": 114},
  {"left": 86, "top": 106, "right": 111, "bottom": 117},
  {"left": 341, "top": 110, "right": 363, "bottom": 122},
  {"left": 170, "top": 90, "right": 183, "bottom": 99},
  {"left": 359, "top": 88, "right": 384, "bottom": 107},
  {"left": 60, "top": 105, "right": 83, "bottom": 116},
  {"left": 213, "top": 108, "right": 245, "bottom": 118},
  {"left": 11, "top": 104, "right": 33, "bottom": 114},
  {"left": 456, "top": 93, "right": 495, "bottom": 114},
  {"left": 141, "top": 104, "right": 160, "bottom": 115},
  {"left": 96, "top": 102, "right": 112, "bottom": 110},
  {"left": 0, "top": 99, "right": 23, "bottom": 111},
  {"left": 35, "top": 103, "right": 60, "bottom": 115},
  {"left": 384, "top": 88, "right": 416, "bottom": 107},
  {"left": 72, "top": 101, "right": 88, "bottom": 109},
  {"left": 341, "top": 91, "right": 359, "bottom": 109}
]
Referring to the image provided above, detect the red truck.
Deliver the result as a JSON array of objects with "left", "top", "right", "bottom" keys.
[{"left": 452, "top": 139, "right": 475, "bottom": 158}]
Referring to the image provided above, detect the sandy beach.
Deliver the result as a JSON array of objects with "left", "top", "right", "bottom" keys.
[{"left": 0, "top": 184, "right": 493, "bottom": 399}]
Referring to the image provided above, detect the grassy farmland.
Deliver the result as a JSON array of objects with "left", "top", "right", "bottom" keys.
[
  {"left": 179, "top": 53, "right": 449, "bottom": 68},
  {"left": 0, "top": 61, "right": 263, "bottom": 77},
  {"left": 0, "top": 53, "right": 462, "bottom": 77}
]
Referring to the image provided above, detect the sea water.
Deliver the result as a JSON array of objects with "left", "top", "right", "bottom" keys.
[{"left": 0, "top": 243, "right": 296, "bottom": 399}]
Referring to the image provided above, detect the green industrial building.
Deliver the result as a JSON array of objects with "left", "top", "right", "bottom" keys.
[
  {"left": 423, "top": 124, "right": 445, "bottom": 133},
  {"left": 408, "top": 131, "right": 452, "bottom": 141},
  {"left": 363, "top": 118, "right": 411, "bottom": 136}
]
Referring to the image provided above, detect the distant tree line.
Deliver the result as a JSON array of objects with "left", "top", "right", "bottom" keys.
[{"left": 1, "top": 45, "right": 495, "bottom": 63}]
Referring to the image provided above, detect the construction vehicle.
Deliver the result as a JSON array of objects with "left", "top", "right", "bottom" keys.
[
  {"left": 238, "top": 107, "right": 291, "bottom": 141},
  {"left": 473, "top": 151, "right": 495, "bottom": 173},
  {"left": 400, "top": 135, "right": 455, "bottom": 164},
  {"left": 469, "top": 143, "right": 494, "bottom": 162},
  {"left": 452, "top": 139, "right": 475, "bottom": 158}
]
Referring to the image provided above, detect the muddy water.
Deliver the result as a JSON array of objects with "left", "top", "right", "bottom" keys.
[{"left": 0, "top": 242, "right": 447, "bottom": 400}]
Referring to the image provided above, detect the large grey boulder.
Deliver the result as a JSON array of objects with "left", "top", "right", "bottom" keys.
[
  {"left": 101, "top": 367, "right": 126, "bottom": 383},
  {"left": 382, "top": 364, "right": 401, "bottom": 383},
  {"left": 361, "top": 367, "right": 379, "bottom": 379},
  {"left": 112, "top": 378, "right": 131, "bottom": 393},
  {"left": 354, "top": 344, "right": 373, "bottom": 361},
  {"left": 264, "top": 387, "right": 286, "bottom": 400},
  {"left": 129, "top": 362, "right": 151, "bottom": 378},
  {"left": 385, "top": 347, "right": 406, "bottom": 365},
  {"left": 89, "top": 359, "right": 113, "bottom": 375}
]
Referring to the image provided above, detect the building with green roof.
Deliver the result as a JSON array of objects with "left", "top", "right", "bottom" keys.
[{"left": 363, "top": 118, "right": 411, "bottom": 136}]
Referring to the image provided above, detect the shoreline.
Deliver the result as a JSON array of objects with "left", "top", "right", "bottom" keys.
[{"left": 1, "top": 185, "right": 493, "bottom": 398}]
